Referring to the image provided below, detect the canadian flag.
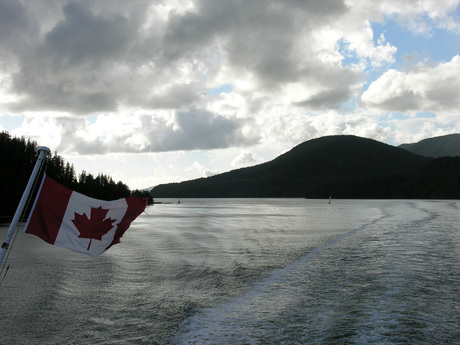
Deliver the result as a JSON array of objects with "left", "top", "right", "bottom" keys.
[{"left": 25, "top": 175, "right": 147, "bottom": 257}]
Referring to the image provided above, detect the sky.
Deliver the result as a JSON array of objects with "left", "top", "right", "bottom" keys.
[{"left": 1, "top": 0, "right": 460, "bottom": 190}]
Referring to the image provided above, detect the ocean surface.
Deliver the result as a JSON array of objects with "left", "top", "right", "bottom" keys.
[{"left": 0, "top": 199, "right": 459, "bottom": 344}]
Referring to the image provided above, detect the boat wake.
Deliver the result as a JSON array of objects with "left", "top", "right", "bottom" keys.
[{"left": 169, "top": 213, "right": 388, "bottom": 344}]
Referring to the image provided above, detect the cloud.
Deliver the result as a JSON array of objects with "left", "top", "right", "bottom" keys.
[
  {"left": 1, "top": 0, "right": 364, "bottom": 116},
  {"left": 40, "top": 108, "right": 259, "bottom": 154},
  {"left": 361, "top": 55, "right": 460, "bottom": 112},
  {"left": 149, "top": 82, "right": 203, "bottom": 109},
  {"left": 43, "top": 2, "right": 133, "bottom": 67},
  {"left": 203, "top": 169, "right": 219, "bottom": 177},
  {"left": 231, "top": 150, "right": 257, "bottom": 168},
  {"left": 149, "top": 108, "right": 260, "bottom": 151},
  {"left": 6, "top": 1, "right": 144, "bottom": 114},
  {"left": 0, "top": 0, "right": 37, "bottom": 57},
  {"left": 186, "top": 161, "right": 218, "bottom": 178}
]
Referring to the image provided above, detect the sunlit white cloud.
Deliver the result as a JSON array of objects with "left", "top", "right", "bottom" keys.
[
  {"left": 362, "top": 55, "right": 460, "bottom": 112},
  {"left": 231, "top": 150, "right": 257, "bottom": 168}
]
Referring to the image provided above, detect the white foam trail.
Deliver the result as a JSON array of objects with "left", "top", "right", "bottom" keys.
[{"left": 170, "top": 214, "right": 387, "bottom": 344}]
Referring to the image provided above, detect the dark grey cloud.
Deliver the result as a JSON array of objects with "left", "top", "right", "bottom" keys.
[
  {"left": 149, "top": 82, "right": 203, "bottom": 109},
  {"left": 160, "top": 0, "right": 351, "bottom": 91},
  {"left": 0, "top": 0, "right": 36, "bottom": 55},
  {"left": 16, "top": 91, "right": 117, "bottom": 113},
  {"left": 175, "top": 108, "right": 252, "bottom": 149},
  {"left": 367, "top": 90, "right": 421, "bottom": 112},
  {"left": 55, "top": 108, "right": 259, "bottom": 154},
  {"left": 6, "top": 1, "right": 147, "bottom": 114},
  {"left": 42, "top": 2, "right": 133, "bottom": 67},
  {"left": 425, "top": 75, "right": 460, "bottom": 110},
  {"left": 298, "top": 87, "right": 353, "bottom": 110},
  {"left": 144, "top": 108, "right": 260, "bottom": 152},
  {"left": 296, "top": 62, "right": 363, "bottom": 110},
  {"left": 3, "top": 0, "right": 357, "bottom": 115}
]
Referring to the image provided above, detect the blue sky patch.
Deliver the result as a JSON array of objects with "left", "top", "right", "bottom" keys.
[
  {"left": 0, "top": 115, "right": 24, "bottom": 131},
  {"left": 415, "top": 111, "right": 437, "bottom": 118},
  {"left": 371, "top": 17, "right": 460, "bottom": 68},
  {"left": 208, "top": 84, "right": 233, "bottom": 95}
]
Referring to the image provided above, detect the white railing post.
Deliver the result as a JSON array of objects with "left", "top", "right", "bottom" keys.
[{"left": 0, "top": 147, "right": 50, "bottom": 268}]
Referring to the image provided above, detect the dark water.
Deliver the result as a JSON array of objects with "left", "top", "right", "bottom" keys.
[{"left": 0, "top": 199, "right": 459, "bottom": 344}]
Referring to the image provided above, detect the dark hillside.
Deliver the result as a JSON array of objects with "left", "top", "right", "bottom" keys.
[
  {"left": 399, "top": 133, "right": 460, "bottom": 157},
  {"left": 270, "top": 135, "right": 428, "bottom": 180},
  {"left": 151, "top": 135, "right": 441, "bottom": 198}
]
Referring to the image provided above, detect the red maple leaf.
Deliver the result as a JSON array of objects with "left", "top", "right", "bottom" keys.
[{"left": 72, "top": 206, "right": 117, "bottom": 251}]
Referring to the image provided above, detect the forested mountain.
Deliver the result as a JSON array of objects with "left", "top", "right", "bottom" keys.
[
  {"left": 151, "top": 135, "right": 460, "bottom": 199},
  {"left": 399, "top": 133, "right": 460, "bottom": 157},
  {"left": 0, "top": 131, "right": 152, "bottom": 220}
]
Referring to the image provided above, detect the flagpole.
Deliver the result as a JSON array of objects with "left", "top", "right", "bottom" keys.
[{"left": 0, "top": 146, "right": 50, "bottom": 268}]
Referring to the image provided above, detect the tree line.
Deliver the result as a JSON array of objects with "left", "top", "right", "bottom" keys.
[{"left": 0, "top": 131, "right": 152, "bottom": 220}]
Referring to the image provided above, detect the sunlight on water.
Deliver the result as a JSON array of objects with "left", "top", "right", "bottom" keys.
[{"left": 0, "top": 199, "right": 459, "bottom": 344}]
